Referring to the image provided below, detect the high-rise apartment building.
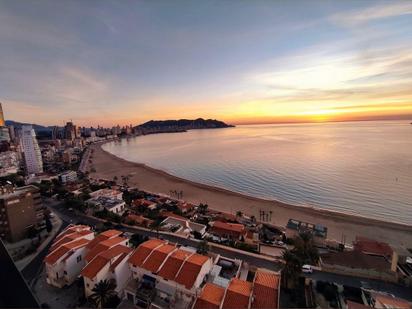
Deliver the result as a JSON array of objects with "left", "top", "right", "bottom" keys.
[
  {"left": 0, "top": 185, "right": 43, "bottom": 242},
  {"left": 0, "top": 103, "right": 10, "bottom": 143},
  {"left": 21, "top": 125, "right": 43, "bottom": 175},
  {"left": 0, "top": 102, "right": 5, "bottom": 127}
]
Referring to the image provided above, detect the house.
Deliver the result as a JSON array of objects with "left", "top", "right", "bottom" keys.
[
  {"left": 354, "top": 237, "right": 398, "bottom": 272},
  {"left": 133, "top": 198, "right": 157, "bottom": 210},
  {"left": 87, "top": 196, "right": 126, "bottom": 215},
  {"left": 126, "top": 239, "right": 213, "bottom": 307},
  {"left": 210, "top": 221, "right": 245, "bottom": 240},
  {"left": 81, "top": 244, "right": 132, "bottom": 298},
  {"left": 177, "top": 202, "right": 195, "bottom": 214},
  {"left": 251, "top": 269, "right": 280, "bottom": 309},
  {"left": 90, "top": 188, "right": 123, "bottom": 200},
  {"left": 221, "top": 278, "right": 253, "bottom": 309},
  {"left": 160, "top": 216, "right": 207, "bottom": 237},
  {"left": 59, "top": 170, "right": 77, "bottom": 184},
  {"left": 320, "top": 250, "right": 397, "bottom": 282},
  {"left": 125, "top": 214, "right": 153, "bottom": 228},
  {"left": 45, "top": 225, "right": 94, "bottom": 288},
  {"left": 193, "top": 283, "right": 225, "bottom": 309}
]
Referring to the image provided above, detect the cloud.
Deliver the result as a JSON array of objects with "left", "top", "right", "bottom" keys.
[{"left": 331, "top": 2, "right": 412, "bottom": 26}]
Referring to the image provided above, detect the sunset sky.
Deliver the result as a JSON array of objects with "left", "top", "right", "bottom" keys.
[{"left": 1, "top": 0, "right": 412, "bottom": 126}]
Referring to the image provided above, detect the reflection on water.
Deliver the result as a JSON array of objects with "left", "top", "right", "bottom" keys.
[{"left": 103, "top": 121, "right": 412, "bottom": 225}]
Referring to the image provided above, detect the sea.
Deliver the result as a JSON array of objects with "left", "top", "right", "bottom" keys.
[{"left": 102, "top": 120, "right": 412, "bottom": 225}]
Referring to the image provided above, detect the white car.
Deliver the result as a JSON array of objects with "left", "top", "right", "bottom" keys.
[{"left": 302, "top": 265, "right": 313, "bottom": 273}]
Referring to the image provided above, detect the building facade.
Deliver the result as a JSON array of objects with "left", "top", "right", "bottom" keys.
[
  {"left": 21, "top": 125, "right": 43, "bottom": 175},
  {"left": 0, "top": 185, "right": 43, "bottom": 242}
]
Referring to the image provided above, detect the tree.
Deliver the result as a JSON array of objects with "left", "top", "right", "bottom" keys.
[
  {"left": 89, "top": 279, "right": 117, "bottom": 309},
  {"left": 197, "top": 240, "right": 209, "bottom": 255},
  {"left": 149, "top": 219, "right": 165, "bottom": 238},
  {"left": 293, "top": 232, "right": 319, "bottom": 265},
  {"left": 236, "top": 211, "right": 243, "bottom": 218},
  {"left": 198, "top": 203, "right": 208, "bottom": 215},
  {"left": 281, "top": 250, "right": 302, "bottom": 289}
]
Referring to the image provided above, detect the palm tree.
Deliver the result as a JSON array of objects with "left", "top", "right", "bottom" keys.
[
  {"left": 197, "top": 240, "right": 209, "bottom": 255},
  {"left": 281, "top": 250, "right": 302, "bottom": 289},
  {"left": 149, "top": 220, "right": 166, "bottom": 238},
  {"left": 293, "top": 232, "right": 319, "bottom": 265},
  {"left": 89, "top": 279, "right": 117, "bottom": 308}
]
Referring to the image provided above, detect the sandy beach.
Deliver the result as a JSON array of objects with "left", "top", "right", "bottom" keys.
[{"left": 88, "top": 142, "right": 412, "bottom": 248}]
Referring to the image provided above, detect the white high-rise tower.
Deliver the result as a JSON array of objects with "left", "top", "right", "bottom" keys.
[{"left": 21, "top": 125, "right": 43, "bottom": 175}]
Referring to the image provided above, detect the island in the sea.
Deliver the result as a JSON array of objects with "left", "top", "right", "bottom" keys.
[{"left": 134, "top": 118, "right": 234, "bottom": 134}]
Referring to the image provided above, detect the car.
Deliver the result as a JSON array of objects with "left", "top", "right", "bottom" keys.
[{"left": 302, "top": 265, "right": 313, "bottom": 273}]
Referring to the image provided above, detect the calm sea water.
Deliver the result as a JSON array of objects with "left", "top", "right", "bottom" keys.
[{"left": 103, "top": 121, "right": 412, "bottom": 225}]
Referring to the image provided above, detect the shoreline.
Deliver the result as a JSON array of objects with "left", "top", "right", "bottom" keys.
[{"left": 88, "top": 140, "right": 412, "bottom": 247}]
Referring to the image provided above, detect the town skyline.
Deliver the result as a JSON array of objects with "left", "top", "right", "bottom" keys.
[{"left": 1, "top": 1, "right": 412, "bottom": 127}]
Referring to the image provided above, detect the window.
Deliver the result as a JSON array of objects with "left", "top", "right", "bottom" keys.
[{"left": 77, "top": 255, "right": 82, "bottom": 263}]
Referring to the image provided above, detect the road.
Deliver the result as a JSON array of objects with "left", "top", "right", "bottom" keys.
[
  {"left": 43, "top": 198, "right": 282, "bottom": 272},
  {"left": 304, "top": 271, "right": 412, "bottom": 301}
]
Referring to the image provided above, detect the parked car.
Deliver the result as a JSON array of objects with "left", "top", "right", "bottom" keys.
[{"left": 302, "top": 265, "right": 313, "bottom": 273}]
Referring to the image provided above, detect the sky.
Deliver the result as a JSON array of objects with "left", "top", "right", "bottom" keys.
[{"left": 1, "top": 0, "right": 412, "bottom": 126}]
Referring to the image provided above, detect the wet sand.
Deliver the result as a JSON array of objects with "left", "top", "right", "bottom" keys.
[{"left": 88, "top": 142, "right": 412, "bottom": 248}]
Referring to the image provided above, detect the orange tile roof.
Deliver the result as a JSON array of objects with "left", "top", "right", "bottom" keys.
[
  {"left": 100, "top": 244, "right": 132, "bottom": 260},
  {"left": 100, "top": 229, "right": 122, "bottom": 238},
  {"left": 252, "top": 271, "right": 280, "bottom": 309},
  {"left": 142, "top": 244, "right": 176, "bottom": 273},
  {"left": 158, "top": 249, "right": 192, "bottom": 280},
  {"left": 194, "top": 283, "right": 225, "bottom": 309},
  {"left": 85, "top": 237, "right": 126, "bottom": 262},
  {"left": 374, "top": 295, "right": 411, "bottom": 309},
  {"left": 175, "top": 254, "right": 209, "bottom": 289},
  {"left": 212, "top": 221, "right": 245, "bottom": 233},
  {"left": 81, "top": 244, "right": 131, "bottom": 279},
  {"left": 129, "top": 239, "right": 165, "bottom": 267},
  {"left": 81, "top": 255, "right": 108, "bottom": 279},
  {"left": 86, "top": 234, "right": 110, "bottom": 250},
  {"left": 354, "top": 237, "right": 393, "bottom": 257},
  {"left": 222, "top": 279, "right": 252, "bottom": 309},
  {"left": 110, "top": 252, "right": 130, "bottom": 272},
  {"left": 45, "top": 238, "right": 89, "bottom": 264}
]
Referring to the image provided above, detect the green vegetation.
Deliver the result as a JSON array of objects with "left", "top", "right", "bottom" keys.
[
  {"left": 198, "top": 203, "right": 208, "bottom": 214},
  {"left": 281, "top": 232, "right": 319, "bottom": 289},
  {"left": 94, "top": 208, "right": 122, "bottom": 223},
  {"left": 197, "top": 240, "right": 209, "bottom": 255},
  {"left": 89, "top": 279, "right": 118, "bottom": 309}
]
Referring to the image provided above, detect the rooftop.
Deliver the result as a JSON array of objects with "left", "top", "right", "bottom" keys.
[
  {"left": 354, "top": 237, "right": 393, "bottom": 257},
  {"left": 129, "top": 239, "right": 165, "bottom": 267},
  {"left": 157, "top": 249, "right": 192, "bottom": 280},
  {"left": 141, "top": 243, "right": 176, "bottom": 273},
  {"left": 212, "top": 221, "right": 245, "bottom": 233},
  {"left": 81, "top": 245, "right": 131, "bottom": 279},
  {"left": 174, "top": 253, "right": 209, "bottom": 289},
  {"left": 222, "top": 278, "right": 252, "bottom": 309},
  {"left": 45, "top": 238, "right": 89, "bottom": 265},
  {"left": 252, "top": 270, "right": 280, "bottom": 309},
  {"left": 321, "top": 251, "right": 392, "bottom": 272},
  {"left": 194, "top": 283, "right": 225, "bottom": 309}
]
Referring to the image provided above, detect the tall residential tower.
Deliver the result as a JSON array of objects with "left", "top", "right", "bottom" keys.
[{"left": 21, "top": 125, "right": 43, "bottom": 175}]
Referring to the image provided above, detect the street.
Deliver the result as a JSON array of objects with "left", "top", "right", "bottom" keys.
[
  {"left": 304, "top": 270, "right": 412, "bottom": 301},
  {"left": 42, "top": 198, "right": 282, "bottom": 272}
]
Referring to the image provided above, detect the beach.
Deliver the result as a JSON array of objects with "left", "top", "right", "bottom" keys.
[{"left": 88, "top": 142, "right": 412, "bottom": 248}]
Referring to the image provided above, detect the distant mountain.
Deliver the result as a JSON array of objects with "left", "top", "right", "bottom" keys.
[
  {"left": 5, "top": 120, "right": 52, "bottom": 132},
  {"left": 137, "top": 118, "right": 234, "bottom": 131}
]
